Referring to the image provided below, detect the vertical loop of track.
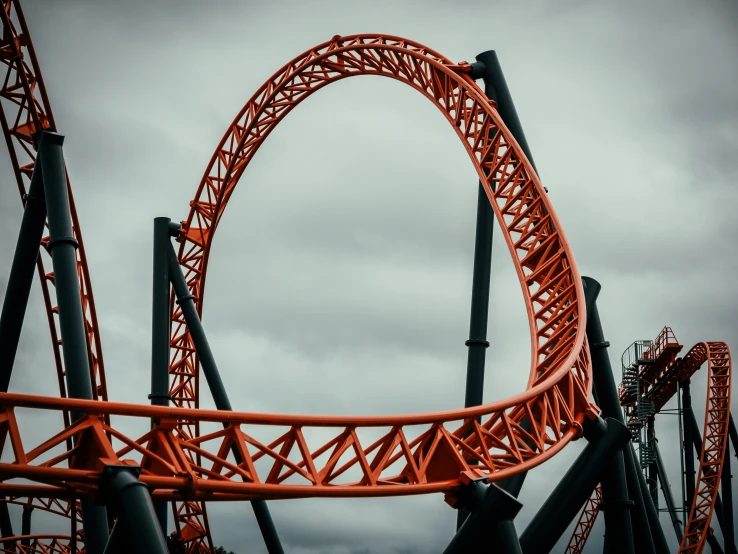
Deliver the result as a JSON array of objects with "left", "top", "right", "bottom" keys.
[
  {"left": 170, "top": 34, "right": 595, "bottom": 552},
  {"left": 0, "top": 0, "right": 107, "bottom": 548}
]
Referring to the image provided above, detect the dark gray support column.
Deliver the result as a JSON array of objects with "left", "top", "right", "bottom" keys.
[
  {"left": 518, "top": 418, "right": 631, "bottom": 554},
  {"left": 682, "top": 381, "right": 696, "bottom": 511},
  {"left": 149, "top": 217, "right": 174, "bottom": 535},
  {"left": 723, "top": 442, "right": 735, "bottom": 552},
  {"left": 456, "top": 49, "right": 540, "bottom": 531},
  {"left": 444, "top": 481, "right": 522, "bottom": 554},
  {"left": 166, "top": 238, "right": 284, "bottom": 554},
  {"left": 708, "top": 533, "right": 727, "bottom": 554},
  {"left": 20, "top": 506, "right": 32, "bottom": 547},
  {"left": 581, "top": 277, "right": 638, "bottom": 554},
  {"left": 38, "top": 131, "right": 108, "bottom": 554},
  {"left": 654, "top": 439, "right": 684, "bottom": 541},
  {"left": 0, "top": 504, "right": 14, "bottom": 552},
  {"left": 0, "top": 156, "right": 46, "bottom": 389},
  {"left": 647, "top": 419, "right": 658, "bottom": 508},
  {"left": 623, "top": 444, "right": 656, "bottom": 554},
  {"left": 100, "top": 467, "right": 167, "bottom": 554},
  {"left": 729, "top": 414, "right": 738, "bottom": 457},
  {"left": 685, "top": 401, "right": 737, "bottom": 554},
  {"left": 632, "top": 445, "right": 671, "bottom": 554}
]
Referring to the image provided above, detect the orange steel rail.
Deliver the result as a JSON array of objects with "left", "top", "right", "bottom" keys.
[
  {"left": 0, "top": 0, "right": 108, "bottom": 548},
  {"left": 0, "top": 535, "right": 76, "bottom": 554},
  {"left": 166, "top": 33, "right": 596, "bottom": 551},
  {"left": 564, "top": 487, "right": 602, "bottom": 554},
  {"left": 569, "top": 337, "right": 732, "bottom": 553}
]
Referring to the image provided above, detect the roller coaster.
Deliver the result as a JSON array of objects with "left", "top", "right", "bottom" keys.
[{"left": 0, "top": 1, "right": 733, "bottom": 552}]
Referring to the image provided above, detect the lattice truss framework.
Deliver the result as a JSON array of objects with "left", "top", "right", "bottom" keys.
[{"left": 166, "top": 33, "right": 595, "bottom": 550}]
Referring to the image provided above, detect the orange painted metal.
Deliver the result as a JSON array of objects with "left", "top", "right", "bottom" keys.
[
  {"left": 0, "top": 535, "right": 77, "bottom": 554},
  {"left": 677, "top": 342, "right": 732, "bottom": 553},
  {"left": 0, "top": 0, "right": 108, "bottom": 545},
  {"left": 564, "top": 486, "right": 602, "bottom": 554},
  {"left": 167, "top": 33, "right": 596, "bottom": 551}
]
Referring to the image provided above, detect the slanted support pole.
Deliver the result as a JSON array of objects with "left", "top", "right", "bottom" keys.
[
  {"left": 581, "top": 277, "right": 638, "bottom": 554},
  {"left": 647, "top": 418, "right": 658, "bottom": 508},
  {"left": 723, "top": 441, "right": 735, "bottom": 553},
  {"left": 682, "top": 381, "right": 696, "bottom": 511},
  {"left": 654, "top": 439, "right": 684, "bottom": 541},
  {"left": 518, "top": 417, "right": 631, "bottom": 554},
  {"left": 100, "top": 466, "right": 167, "bottom": 554},
  {"left": 149, "top": 217, "right": 175, "bottom": 535},
  {"left": 457, "top": 49, "right": 540, "bottom": 530},
  {"left": 20, "top": 506, "right": 32, "bottom": 547},
  {"left": 166, "top": 234, "right": 284, "bottom": 554},
  {"left": 38, "top": 131, "right": 108, "bottom": 554}
]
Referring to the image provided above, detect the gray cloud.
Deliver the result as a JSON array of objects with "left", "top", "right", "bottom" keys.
[{"left": 0, "top": 0, "right": 736, "bottom": 552}]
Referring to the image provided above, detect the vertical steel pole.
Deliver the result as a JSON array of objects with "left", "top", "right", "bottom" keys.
[
  {"left": 677, "top": 381, "right": 687, "bottom": 526},
  {"left": 149, "top": 217, "right": 172, "bottom": 535},
  {"left": 457, "top": 50, "right": 540, "bottom": 530},
  {"left": 0, "top": 505, "right": 13, "bottom": 552},
  {"left": 38, "top": 131, "right": 108, "bottom": 554},
  {"left": 166, "top": 239, "right": 284, "bottom": 554},
  {"left": 647, "top": 418, "right": 658, "bottom": 508},
  {"left": 20, "top": 507, "right": 32, "bottom": 547},
  {"left": 723, "top": 442, "right": 735, "bottom": 553},
  {"left": 654, "top": 439, "right": 684, "bottom": 541},
  {"left": 729, "top": 414, "right": 738, "bottom": 457},
  {"left": 581, "top": 277, "right": 638, "bottom": 554},
  {"left": 682, "top": 381, "right": 696, "bottom": 512}
]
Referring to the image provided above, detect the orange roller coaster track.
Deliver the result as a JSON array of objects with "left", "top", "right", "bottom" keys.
[{"left": 0, "top": 1, "right": 732, "bottom": 552}]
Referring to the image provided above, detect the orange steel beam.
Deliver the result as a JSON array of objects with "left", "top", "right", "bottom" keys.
[
  {"left": 167, "top": 33, "right": 596, "bottom": 551},
  {"left": 564, "top": 486, "right": 602, "bottom": 554},
  {"left": 0, "top": 0, "right": 109, "bottom": 546},
  {"left": 0, "top": 385, "right": 595, "bottom": 499},
  {"left": 0, "top": 535, "right": 77, "bottom": 554},
  {"left": 572, "top": 338, "right": 732, "bottom": 553},
  {"left": 678, "top": 342, "right": 732, "bottom": 554}
]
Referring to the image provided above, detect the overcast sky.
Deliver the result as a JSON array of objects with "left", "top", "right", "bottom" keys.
[{"left": 1, "top": 0, "right": 737, "bottom": 552}]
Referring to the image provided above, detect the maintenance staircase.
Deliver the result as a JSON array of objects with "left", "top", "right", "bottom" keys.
[{"left": 619, "top": 327, "right": 683, "bottom": 467}]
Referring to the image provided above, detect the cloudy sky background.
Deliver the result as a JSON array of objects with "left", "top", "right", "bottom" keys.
[{"left": 0, "top": 0, "right": 736, "bottom": 552}]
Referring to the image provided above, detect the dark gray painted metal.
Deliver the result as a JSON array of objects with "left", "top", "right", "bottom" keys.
[
  {"left": 682, "top": 381, "right": 696, "bottom": 512},
  {"left": 20, "top": 507, "right": 32, "bottom": 547},
  {"left": 444, "top": 482, "right": 522, "bottom": 554},
  {"left": 458, "top": 49, "right": 540, "bottom": 531},
  {"left": 722, "top": 441, "right": 735, "bottom": 554},
  {"left": 494, "top": 519, "right": 523, "bottom": 554},
  {"left": 0, "top": 157, "right": 46, "bottom": 390},
  {"left": 685, "top": 401, "right": 738, "bottom": 554},
  {"left": 581, "top": 277, "right": 638, "bottom": 554},
  {"left": 0, "top": 504, "right": 14, "bottom": 552},
  {"left": 166, "top": 241, "right": 284, "bottom": 554},
  {"left": 38, "top": 132, "right": 108, "bottom": 554},
  {"left": 150, "top": 217, "right": 172, "bottom": 535},
  {"left": 647, "top": 419, "right": 658, "bottom": 508},
  {"left": 730, "top": 414, "right": 738, "bottom": 457},
  {"left": 708, "top": 534, "right": 727, "bottom": 554},
  {"left": 518, "top": 418, "right": 631, "bottom": 554},
  {"left": 654, "top": 439, "right": 684, "bottom": 541},
  {"left": 633, "top": 445, "right": 671, "bottom": 554},
  {"left": 0, "top": 153, "right": 45, "bottom": 551},
  {"left": 100, "top": 467, "right": 167, "bottom": 554}
]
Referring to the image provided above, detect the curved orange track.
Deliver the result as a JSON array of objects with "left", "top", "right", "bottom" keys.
[
  {"left": 167, "top": 33, "right": 595, "bottom": 551},
  {"left": 565, "top": 342, "right": 732, "bottom": 554},
  {"left": 0, "top": 4, "right": 729, "bottom": 554}
]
